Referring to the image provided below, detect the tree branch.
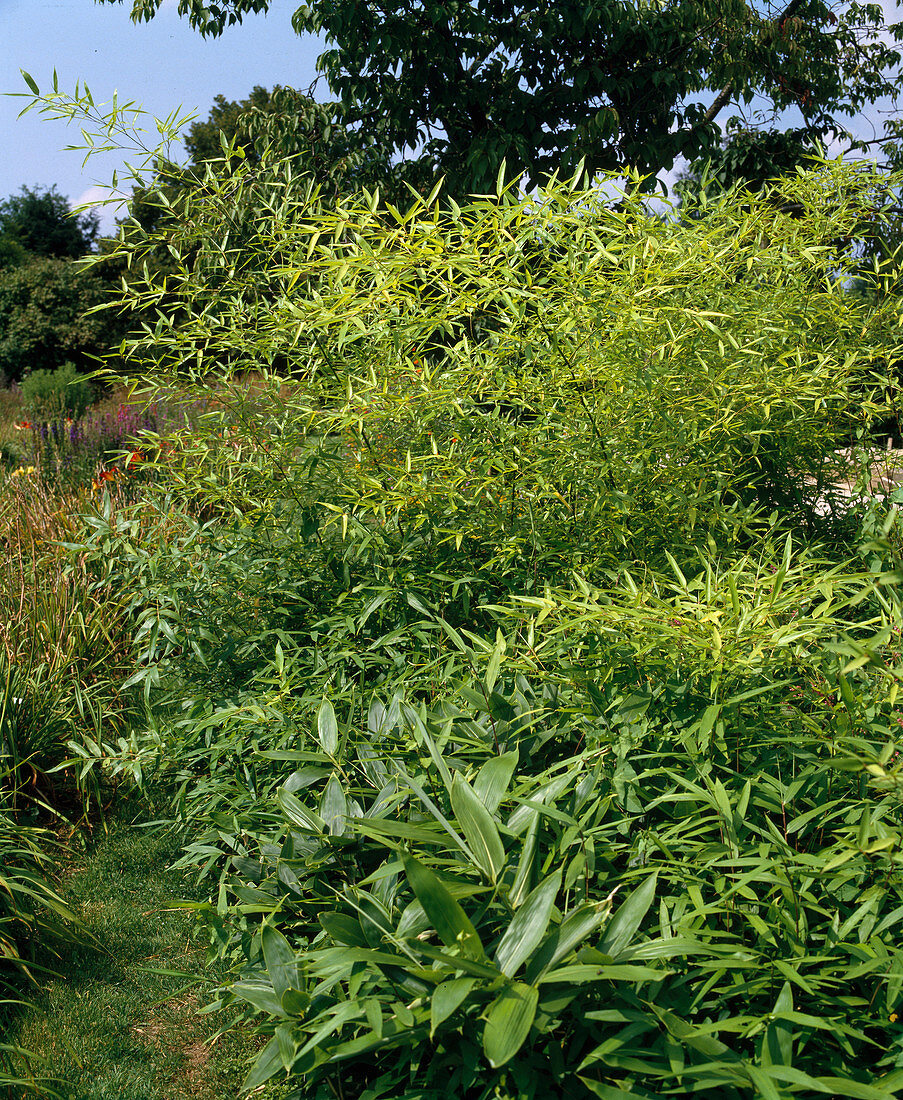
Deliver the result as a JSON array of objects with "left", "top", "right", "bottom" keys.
[{"left": 701, "top": 0, "right": 807, "bottom": 127}]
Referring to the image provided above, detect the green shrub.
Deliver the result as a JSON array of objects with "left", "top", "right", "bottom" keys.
[
  {"left": 76, "top": 494, "right": 903, "bottom": 1096},
  {"left": 168, "top": 605, "right": 903, "bottom": 1100},
  {"left": 43, "top": 104, "right": 903, "bottom": 1097},
  {"left": 0, "top": 250, "right": 128, "bottom": 385},
  {"left": 96, "top": 156, "right": 901, "bottom": 577},
  {"left": 20, "top": 361, "right": 91, "bottom": 423}
]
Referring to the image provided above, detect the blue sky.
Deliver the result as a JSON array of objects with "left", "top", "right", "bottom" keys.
[{"left": 1, "top": 0, "right": 324, "bottom": 228}]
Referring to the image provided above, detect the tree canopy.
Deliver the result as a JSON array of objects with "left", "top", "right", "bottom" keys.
[
  {"left": 104, "top": 0, "right": 903, "bottom": 194},
  {"left": 0, "top": 186, "right": 121, "bottom": 381},
  {"left": 0, "top": 257, "right": 123, "bottom": 383},
  {"left": 0, "top": 185, "right": 99, "bottom": 266},
  {"left": 676, "top": 126, "right": 823, "bottom": 203},
  {"left": 181, "top": 84, "right": 406, "bottom": 199}
]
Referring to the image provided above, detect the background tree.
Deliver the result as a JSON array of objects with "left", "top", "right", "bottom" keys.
[
  {"left": 104, "top": 0, "right": 903, "bottom": 195},
  {"left": 675, "top": 126, "right": 822, "bottom": 207},
  {"left": 133, "top": 85, "right": 411, "bottom": 214},
  {"left": 0, "top": 186, "right": 123, "bottom": 382},
  {"left": 0, "top": 257, "right": 124, "bottom": 383},
  {"left": 0, "top": 185, "right": 99, "bottom": 264}
]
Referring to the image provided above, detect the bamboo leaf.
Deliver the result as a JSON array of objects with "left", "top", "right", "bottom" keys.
[
  {"left": 240, "top": 1034, "right": 284, "bottom": 1091},
  {"left": 597, "top": 874, "right": 657, "bottom": 960},
  {"left": 485, "top": 633, "right": 505, "bottom": 694},
  {"left": 403, "top": 855, "right": 485, "bottom": 958},
  {"left": 525, "top": 898, "right": 614, "bottom": 983},
  {"left": 317, "top": 698, "right": 339, "bottom": 755},
  {"left": 232, "top": 980, "right": 286, "bottom": 1018},
  {"left": 763, "top": 981, "right": 794, "bottom": 1068},
  {"left": 431, "top": 976, "right": 476, "bottom": 1035},
  {"left": 319, "top": 774, "right": 348, "bottom": 836},
  {"left": 483, "top": 982, "right": 538, "bottom": 1067},
  {"left": 474, "top": 751, "right": 519, "bottom": 813},
  {"left": 262, "top": 924, "right": 300, "bottom": 1000},
  {"left": 510, "top": 810, "right": 539, "bottom": 907},
  {"left": 450, "top": 772, "right": 506, "bottom": 882},
  {"left": 277, "top": 787, "right": 325, "bottom": 834},
  {"left": 494, "top": 872, "right": 560, "bottom": 977}
]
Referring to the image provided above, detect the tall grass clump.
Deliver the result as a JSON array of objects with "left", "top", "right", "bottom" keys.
[
  {"left": 30, "top": 82, "right": 903, "bottom": 1098},
  {"left": 0, "top": 471, "right": 142, "bottom": 818},
  {"left": 0, "top": 471, "right": 127, "bottom": 1095},
  {"left": 0, "top": 804, "right": 91, "bottom": 1098}
]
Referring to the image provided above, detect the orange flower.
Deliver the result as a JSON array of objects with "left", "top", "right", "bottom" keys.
[
  {"left": 124, "top": 451, "right": 143, "bottom": 469},
  {"left": 92, "top": 468, "right": 117, "bottom": 492},
  {"left": 13, "top": 420, "right": 31, "bottom": 431}
]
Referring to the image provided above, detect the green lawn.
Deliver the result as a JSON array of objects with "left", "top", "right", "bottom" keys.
[{"left": 8, "top": 803, "right": 280, "bottom": 1100}]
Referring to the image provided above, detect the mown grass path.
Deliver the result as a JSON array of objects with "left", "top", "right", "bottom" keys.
[{"left": 8, "top": 804, "right": 268, "bottom": 1100}]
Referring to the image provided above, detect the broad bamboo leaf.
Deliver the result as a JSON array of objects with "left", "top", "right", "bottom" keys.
[
  {"left": 320, "top": 912, "right": 368, "bottom": 947},
  {"left": 281, "top": 988, "right": 310, "bottom": 1015},
  {"left": 277, "top": 787, "right": 325, "bottom": 834},
  {"left": 525, "top": 898, "right": 613, "bottom": 983},
  {"left": 319, "top": 774, "right": 348, "bottom": 836},
  {"left": 578, "top": 1080, "right": 660, "bottom": 1099},
  {"left": 510, "top": 810, "right": 538, "bottom": 907},
  {"left": 403, "top": 855, "right": 484, "bottom": 957},
  {"left": 232, "top": 980, "right": 286, "bottom": 1017},
  {"left": 597, "top": 874, "right": 657, "bottom": 960},
  {"left": 275, "top": 1022, "right": 297, "bottom": 1069},
  {"left": 450, "top": 773, "right": 506, "bottom": 881},
  {"left": 431, "top": 976, "right": 476, "bottom": 1035},
  {"left": 485, "top": 633, "right": 505, "bottom": 694},
  {"left": 262, "top": 924, "right": 300, "bottom": 1000},
  {"left": 494, "top": 872, "right": 560, "bottom": 977},
  {"left": 474, "top": 751, "right": 518, "bottom": 813},
  {"left": 364, "top": 997, "right": 383, "bottom": 1039},
  {"left": 743, "top": 1065, "right": 787, "bottom": 1100},
  {"left": 367, "top": 698, "right": 388, "bottom": 735},
  {"left": 536, "top": 962, "right": 665, "bottom": 984},
  {"left": 651, "top": 1005, "right": 734, "bottom": 1058},
  {"left": 483, "top": 982, "right": 538, "bottom": 1067},
  {"left": 327, "top": 1028, "right": 387, "bottom": 1060},
  {"left": 283, "top": 766, "right": 331, "bottom": 791},
  {"left": 241, "top": 1034, "right": 284, "bottom": 1091},
  {"left": 763, "top": 981, "right": 794, "bottom": 1068},
  {"left": 317, "top": 698, "right": 339, "bottom": 755}
]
